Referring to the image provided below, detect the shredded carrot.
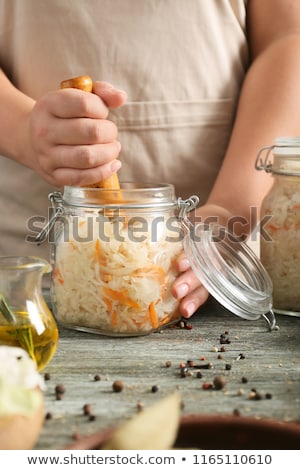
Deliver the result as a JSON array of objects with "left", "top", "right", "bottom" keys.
[
  {"left": 53, "top": 267, "right": 64, "bottom": 285},
  {"left": 94, "top": 239, "right": 106, "bottom": 264},
  {"left": 159, "top": 311, "right": 180, "bottom": 327},
  {"left": 103, "top": 286, "right": 141, "bottom": 310},
  {"left": 133, "top": 265, "right": 166, "bottom": 284},
  {"left": 110, "top": 310, "right": 117, "bottom": 327},
  {"left": 268, "top": 224, "right": 281, "bottom": 231},
  {"left": 53, "top": 267, "right": 61, "bottom": 277},
  {"left": 103, "top": 296, "right": 113, "bottom": 311},
  {"left": 149, "top": 301, "right": 159, "bottom": 329},
  {"left": 53, "top": 267, "right": 60, "bottom": 277},
  {"left": 94, "top": 239, "right": 101, "bottom": 261},
  {"left": 103, "top": 296, "right": 117, "bottom": 327}
]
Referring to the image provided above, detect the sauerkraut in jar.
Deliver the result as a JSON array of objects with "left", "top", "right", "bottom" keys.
[
  {"left": 256, "top": 137, "right": 300, "bottom": 316},
  {"left": 49, "top": 184, "right": 193, "bottom": 336}
]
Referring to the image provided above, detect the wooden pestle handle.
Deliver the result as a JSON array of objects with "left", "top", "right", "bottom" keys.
[
  {"left": 60, "top": 75, "right": 121, "bottom": 190},
  {"left": 60, "top": 74, "right": 93, "bottom": 93}
]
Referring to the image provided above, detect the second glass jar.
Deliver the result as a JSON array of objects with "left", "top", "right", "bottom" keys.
[{"left": 256, "top": 137, "right": 300, "bottom": 316}]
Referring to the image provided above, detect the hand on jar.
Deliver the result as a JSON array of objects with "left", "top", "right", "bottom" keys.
[
  {"left": 172, "top": 252, "right": 209, "bottom": 318},
  {"left": 28, "top": 81, "right": 127, "bottom": 187}
]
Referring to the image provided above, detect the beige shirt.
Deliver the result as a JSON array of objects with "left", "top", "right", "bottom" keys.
[{"left": 0, "top": 0, "right": 248, "bottom": 259}]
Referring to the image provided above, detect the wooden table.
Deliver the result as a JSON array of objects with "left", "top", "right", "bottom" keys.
[{"left": 35, "top": 298, "right": 300, "bottom": 450}]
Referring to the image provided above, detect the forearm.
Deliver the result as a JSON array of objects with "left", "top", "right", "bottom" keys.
[
  {"left": 198, "top": 34, "right": 300, "bottom": 236},
  {"left": 0, "top": 69, "right": 35, "bottom": 167}
]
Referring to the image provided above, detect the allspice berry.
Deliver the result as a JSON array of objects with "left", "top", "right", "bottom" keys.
[
  {"left": 213, "top": 375, "right": 226, "bottom": 390},
  {"left": 112, "top": 380, "right": 124, "bottom": 393}
]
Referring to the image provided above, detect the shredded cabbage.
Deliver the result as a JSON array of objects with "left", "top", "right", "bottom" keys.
[
  {"left": 261, "top": 179, "right": 300, "bottom": 312},
  {"left": 52, "top": 213, "right": 183, "bottom": 335}
]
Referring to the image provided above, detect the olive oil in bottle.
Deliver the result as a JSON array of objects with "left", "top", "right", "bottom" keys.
[{"left": 0, "top": 256, "right": 59, "bottom": 371}]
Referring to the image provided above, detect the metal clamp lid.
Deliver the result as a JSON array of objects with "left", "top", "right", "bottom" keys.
[
  {"left": 256, "top": 137, "right": 300, "bottom": 176},
  {"left": 35, "top": 192, "right": 65, "bottom": 245}
]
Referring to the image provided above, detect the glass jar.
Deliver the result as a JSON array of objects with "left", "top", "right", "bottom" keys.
[
  {"left": 0, "top": 256, "right": 59, "bottom": 370},
  {"left": 38, "top": 182, "right": 276, "bottom": 335},
  {"left": 256, "top": 136, "right": 300, "bottom": 316}
]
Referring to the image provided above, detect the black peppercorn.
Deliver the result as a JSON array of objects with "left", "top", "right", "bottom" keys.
[
  {"left": 83, "top": 403, "right": 92, "bottom": 415},
  {"left": 236, "top": 353, "right": 246, "bottom": 360},
  {"left": 180, "top": 368, "right": 188, "bottom": 378}
]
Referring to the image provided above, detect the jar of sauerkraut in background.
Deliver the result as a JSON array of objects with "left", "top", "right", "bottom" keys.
[
  {"left": 43, "top": 183, "right": 198, "bottom": 336},
  {"left": 37, "top": 182, "right": 276, "bottom": 335},
  {"left": 256, "top": 136, "right": 300, "bottom": 317}
]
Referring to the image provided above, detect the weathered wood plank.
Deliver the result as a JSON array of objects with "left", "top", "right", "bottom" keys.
[{"left": 36, "top": 299, "right": 300, "bottom": 450}]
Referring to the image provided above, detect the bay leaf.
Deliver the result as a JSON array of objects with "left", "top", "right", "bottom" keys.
[{"left": 102, "top": 392, "right": 181, "bottom": 450}]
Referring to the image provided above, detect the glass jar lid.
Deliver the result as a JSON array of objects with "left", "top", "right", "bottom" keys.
[{"left": 183, "top": 223, "right": 275, "bottom": 330}]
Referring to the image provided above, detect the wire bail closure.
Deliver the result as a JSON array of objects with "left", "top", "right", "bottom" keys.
[
  {"left": 262, "top": 309, "right": 277, "bottom": 331},
  {"left": 255, "top": 145, "right": 276, "bottom": 173},
  {"left": 256, "top": 142, "right": 300, "bottom": 176},
  {"left": 177, "top": 195, "right": 199, "bottom": 234}
]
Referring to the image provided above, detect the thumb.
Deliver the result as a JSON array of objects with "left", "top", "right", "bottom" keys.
[{"left": 93, "top": 81, "right": 127, "bottom": 109}]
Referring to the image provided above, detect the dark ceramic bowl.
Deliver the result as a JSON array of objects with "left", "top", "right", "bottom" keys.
[{"left": 65, "top": 414, "right": 300, "bottom": 450}]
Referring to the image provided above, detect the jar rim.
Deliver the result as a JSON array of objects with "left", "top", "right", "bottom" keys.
[
  {"left": 274, "top": 136, "right": 300, "bottom": 156},
  {"left": 275, "top": 136, "right": 300, "bottom": 146},
  {"left": 61, "top": 182, "right": 178, "bottom": 209}
]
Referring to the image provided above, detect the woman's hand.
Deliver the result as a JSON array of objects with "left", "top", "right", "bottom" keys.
[
  {"left": 172, "top": 252, "right": 209, "bottom": 318},
  {"left": 28, "top": 81, "right": 127, "bottom": 187}
]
